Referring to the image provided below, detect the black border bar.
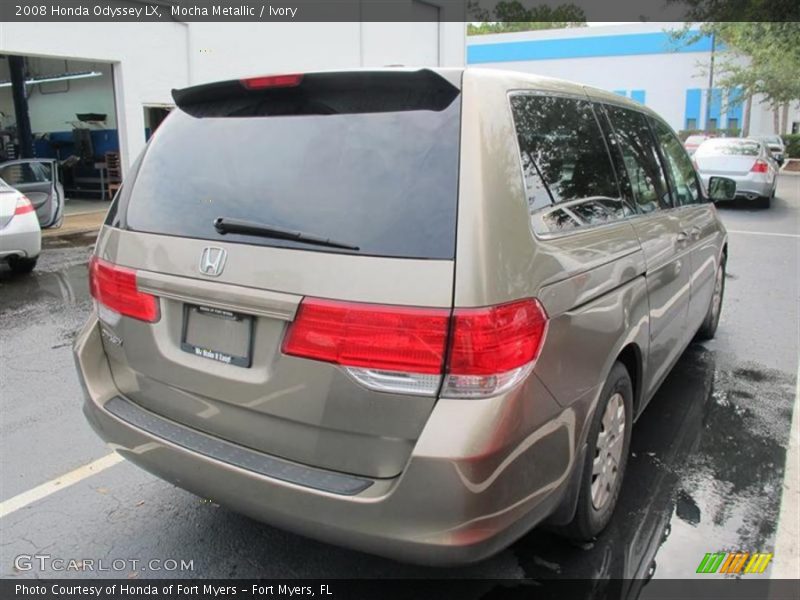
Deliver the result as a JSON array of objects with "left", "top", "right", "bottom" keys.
[{"left": 1, "top": 0, "right": 798, "bottom": 23}]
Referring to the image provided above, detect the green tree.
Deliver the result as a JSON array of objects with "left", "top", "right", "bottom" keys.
[
  {"left": 467, "top": 1, "right": 586, "bottom": 36},
  {"left": 672, "top": 18, "right": 800, "bottom": 134}
]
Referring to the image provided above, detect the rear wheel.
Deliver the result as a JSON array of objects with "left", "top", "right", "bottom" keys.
[
  {"left": 696, "top": 255, "right": 725, "bottom": 341},
  {"left": 560, "top": 362, "right": 633, "bottom": 541},
  {"left": 8, "top": 256, "right": 37, "bottom": 275},
  {"left": 757, "top": 194, "right": 771, "bottom": 209}
]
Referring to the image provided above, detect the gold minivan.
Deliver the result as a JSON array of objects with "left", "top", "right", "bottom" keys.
[{"left": 75, "top": 68, "right": 734, "bottom": 565}]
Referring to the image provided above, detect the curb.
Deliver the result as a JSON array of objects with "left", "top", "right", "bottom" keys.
[
  {"left": 780, "top": 159, "right": 800, "bottom": 176},
  {"left": 42, "top": 227, "right": 101, "bottom": 240}
]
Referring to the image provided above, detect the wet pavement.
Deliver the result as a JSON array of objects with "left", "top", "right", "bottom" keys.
[{"left": 0, "top": 177, "right": 798, "bottom": 582}]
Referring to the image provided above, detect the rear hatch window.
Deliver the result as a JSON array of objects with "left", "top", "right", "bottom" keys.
[{"left": 122, "top": 70, "right": 462, "bottom": 260}]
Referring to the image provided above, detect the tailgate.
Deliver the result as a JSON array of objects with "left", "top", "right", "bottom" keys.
[{"left": 93, "top": 70, "right": 461, "bottom": 479}]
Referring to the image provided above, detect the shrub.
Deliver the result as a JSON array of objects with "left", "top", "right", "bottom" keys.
[{"left": 782, "top": 134, "right": 800, "bottom": 158}]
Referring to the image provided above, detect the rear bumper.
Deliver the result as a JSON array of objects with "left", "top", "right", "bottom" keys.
[
  {"left": 700, "top": 172, "right": 774, "bottom": 200},
  {"left": 75, "top": 315, "right": 581, "bottom": 565},
  {"left": 0, "top": 211, "right": 41, "bottom": 259}
]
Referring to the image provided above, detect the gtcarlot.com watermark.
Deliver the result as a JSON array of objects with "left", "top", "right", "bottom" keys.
[{"left": 14, "top": 553, "right": 194, "bottom": 573}]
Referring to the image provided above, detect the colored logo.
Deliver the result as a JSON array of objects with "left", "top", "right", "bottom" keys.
[{"left": 696, "top": 552, "right": 773, "bottom": 574}]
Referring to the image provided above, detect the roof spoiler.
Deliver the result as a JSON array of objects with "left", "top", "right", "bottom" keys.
[{"left": 172, "top": 69, "right": 461, "bottom": 118}]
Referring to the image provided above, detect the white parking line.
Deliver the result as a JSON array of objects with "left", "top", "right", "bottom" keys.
[
  {"left": 0, "top": 453, "right": 123, "bottom": 518},
  {"left": 727, "top": 230, "right": 800, "bottom": 239},
  {"left": 771, "top": 361, "right": 800, "bottom": 579}
]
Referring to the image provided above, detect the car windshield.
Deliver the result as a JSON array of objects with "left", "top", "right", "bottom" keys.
[{"left": 696, "top": 140, "right": 760, "bottom": 157}]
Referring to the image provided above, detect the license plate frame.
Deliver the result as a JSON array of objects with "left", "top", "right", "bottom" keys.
[{"left": 180, "top": 304, "right": 254, "bottom": 368}]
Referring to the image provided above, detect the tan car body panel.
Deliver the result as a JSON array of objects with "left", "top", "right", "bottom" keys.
[{"left": 76, "top": 67, "right": 727, "bottom": 565}]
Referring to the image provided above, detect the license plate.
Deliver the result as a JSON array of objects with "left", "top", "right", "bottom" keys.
[{"left": 181, "top": 305, "right": 253, "bottom": 367}]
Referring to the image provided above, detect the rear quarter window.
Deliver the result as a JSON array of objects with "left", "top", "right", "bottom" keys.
[{"left": 509, "top": 93, "right": 630, "bottom": 235}]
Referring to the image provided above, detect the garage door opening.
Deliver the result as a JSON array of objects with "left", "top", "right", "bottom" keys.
[{"left": 0, "top": 54, "right": 120, "bottom": 221}]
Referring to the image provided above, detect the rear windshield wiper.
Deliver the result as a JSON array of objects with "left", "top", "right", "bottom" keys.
[{"left": 213, "top": 217, "right": 360, "bottom": 251}]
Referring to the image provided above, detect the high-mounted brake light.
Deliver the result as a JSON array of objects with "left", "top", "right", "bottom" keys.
[
  {"left": 751, "top": 160, "right": 769, "bottom": 174},
  {"left": 89, "top": 256, "right": 159, "bottom": 323},
  {"left": 240, "top": 74, "right": 303, "bottom": 90},
  {"left": 13, "top": 196, "right": 34, "bottom": 215},
  {"left": 282, "top": 297, "right": 548, "bottom": 399}
]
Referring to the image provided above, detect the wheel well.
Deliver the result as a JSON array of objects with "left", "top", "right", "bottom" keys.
[
  {"left": 722, "top": 244, "right": 728, "bottom": 262},
  {"left": 617, "top": 344, "right": 642, "bottom": 415}
]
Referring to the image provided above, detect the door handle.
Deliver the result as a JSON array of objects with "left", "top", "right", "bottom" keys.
[{"left": 676, "top": 231, "right": 689, "bottom": 245}]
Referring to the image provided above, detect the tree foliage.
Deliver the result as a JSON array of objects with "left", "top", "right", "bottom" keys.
[
  {"left": 670, "top": 0, "right": 800, "bottom": 111},
  {"left": 686, "top": 23, "right": 800, "bottom": 109},
  {"left": 467, "top": 1, "right": 586, "bottom": 36}
]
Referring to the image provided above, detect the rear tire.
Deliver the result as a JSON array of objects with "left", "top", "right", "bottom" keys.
[
  {"left": 559, "top": 362, "right": 633, "bottom": 541},
  {"left": 8, "top": 256, "right": 37, "bottom": 275},
  {"left": 757, "top": 195, "right": 771, "bottom": 209},
  {"left": 696, "top": 255, "right": 725, "bottom": 341}
]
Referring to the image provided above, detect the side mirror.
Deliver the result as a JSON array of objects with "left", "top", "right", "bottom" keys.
[{"left": 708, "top": 176, "right": 736, "bottom": 202}]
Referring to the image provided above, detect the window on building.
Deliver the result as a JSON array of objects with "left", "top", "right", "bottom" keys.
[
  {"left": 728, "top": 118, "right": 739, "bottom": 131},
  {"left": 509, "top": 94, "right": 628, "bottom": 234},
  {"left": 685, "top": 118, "right": 698, "bottom": 130},
  {"left": 651, "top": 119, "right": 702, "bottom": 206},
  {"left": 603, "top": 105, "right": 671, "bottom": 213},
  {"left": 707, "top": 118, "right": 718, "bottom": 130}
]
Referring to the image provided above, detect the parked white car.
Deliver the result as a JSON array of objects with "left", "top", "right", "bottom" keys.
[
  {"left": 0, "top": 177, "right": 41, "bottom": 274},
  {"left": 694, "top": 138, "right": 778, "bottom": 208},
  {"left": 750, "top": 134, "right": 786, "bottom": 166},
  {"left": 0, "top": 159, "right": 64, "bottom": 229}
]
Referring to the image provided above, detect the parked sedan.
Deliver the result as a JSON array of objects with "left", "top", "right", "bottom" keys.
[
  {"left": 683, "top": 134, "right": 712, "bottom": 155},
  {"left": 750, "top": 134, "right": 786, "bottom": 166},
  {"left": 0, "top": 159, "right": 64, "bottom": 229},
  {"left": 694, "top": 138, "right": 778, "bottom": 208},
  {"left": 0, "top": 177, "right": 41, "bottom": 274}
]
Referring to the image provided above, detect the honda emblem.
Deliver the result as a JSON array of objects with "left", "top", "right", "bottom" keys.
[{"left": 199, "top": 247, "right": 227, "bottom": 277}]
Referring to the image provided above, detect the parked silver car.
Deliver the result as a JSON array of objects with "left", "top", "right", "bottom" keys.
[
  {"left": 0, "top": 177, "right": 41, "bottom": 274},
  {"left": 75, "top": 68, "right": 734, "bottom": 565},
  {"left": 751, "top": 134, "right": 786, "bottom": 166},
  {"left": 694, "top": 138, "right": 778, "bottom": 208}
]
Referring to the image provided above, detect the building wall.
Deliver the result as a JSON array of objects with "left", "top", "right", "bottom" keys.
[
  {"left": 0, "top": 10, "right": 465, "bottom": 173},
  {"left": 467, "top": 22, "right": 800, "bottom": 137}
]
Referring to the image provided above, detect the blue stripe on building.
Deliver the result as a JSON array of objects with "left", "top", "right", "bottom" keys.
[
  {"left": 708, "top": 88, "right": 723, "bottom": 128},
  {"left": 684, "top": 89, "right": 702, "bottom": 129},
  {"left": 727, "top": 88, "right": 744, "bottom": 127},
  {"left": 467, "top": 31, "right": 713, "bottom": 64},
  {"left": 613, "top": 90, "right": 627, "bottom": 97},
  {"left": 630, "top": 90, "right": 646, "bottom": 105}
]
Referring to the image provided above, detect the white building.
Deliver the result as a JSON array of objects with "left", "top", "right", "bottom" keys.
[
  {"left": 0, "top": 17, "right": 465, "bottom": 176},
  {"left": 467, "top": 22, "right": 800, "bottom": 137}
]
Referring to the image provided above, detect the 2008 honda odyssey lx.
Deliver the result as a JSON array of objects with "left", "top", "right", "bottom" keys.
[{"left": 75, "top": 68, "right": 735, "bottom": 565}]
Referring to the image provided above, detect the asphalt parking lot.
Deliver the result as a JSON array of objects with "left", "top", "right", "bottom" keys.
[{"left": 1, "top": 176, "right": 798, "bottom": 581}]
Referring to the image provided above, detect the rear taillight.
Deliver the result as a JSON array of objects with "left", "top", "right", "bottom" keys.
[
  {"left": 282, "top": 297, "right": 548, "bottom": 398},
  {"left": 751, "top": 160, "right": 769, "bottom": 173},
  {"left": 281, "top": 298, "right": 449, "bottom": 385},
  {"left": 443, "top": 300, "right": 548, "bottom": 398},
  {"left": 240, "top": 74, "right": 303, "bottom": 90},
  {"left": 13, "top": 196, "right": 34, "bottom": 215},
  {"left": 89, "top": 256, "right": 159, "bottom": 323}
]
